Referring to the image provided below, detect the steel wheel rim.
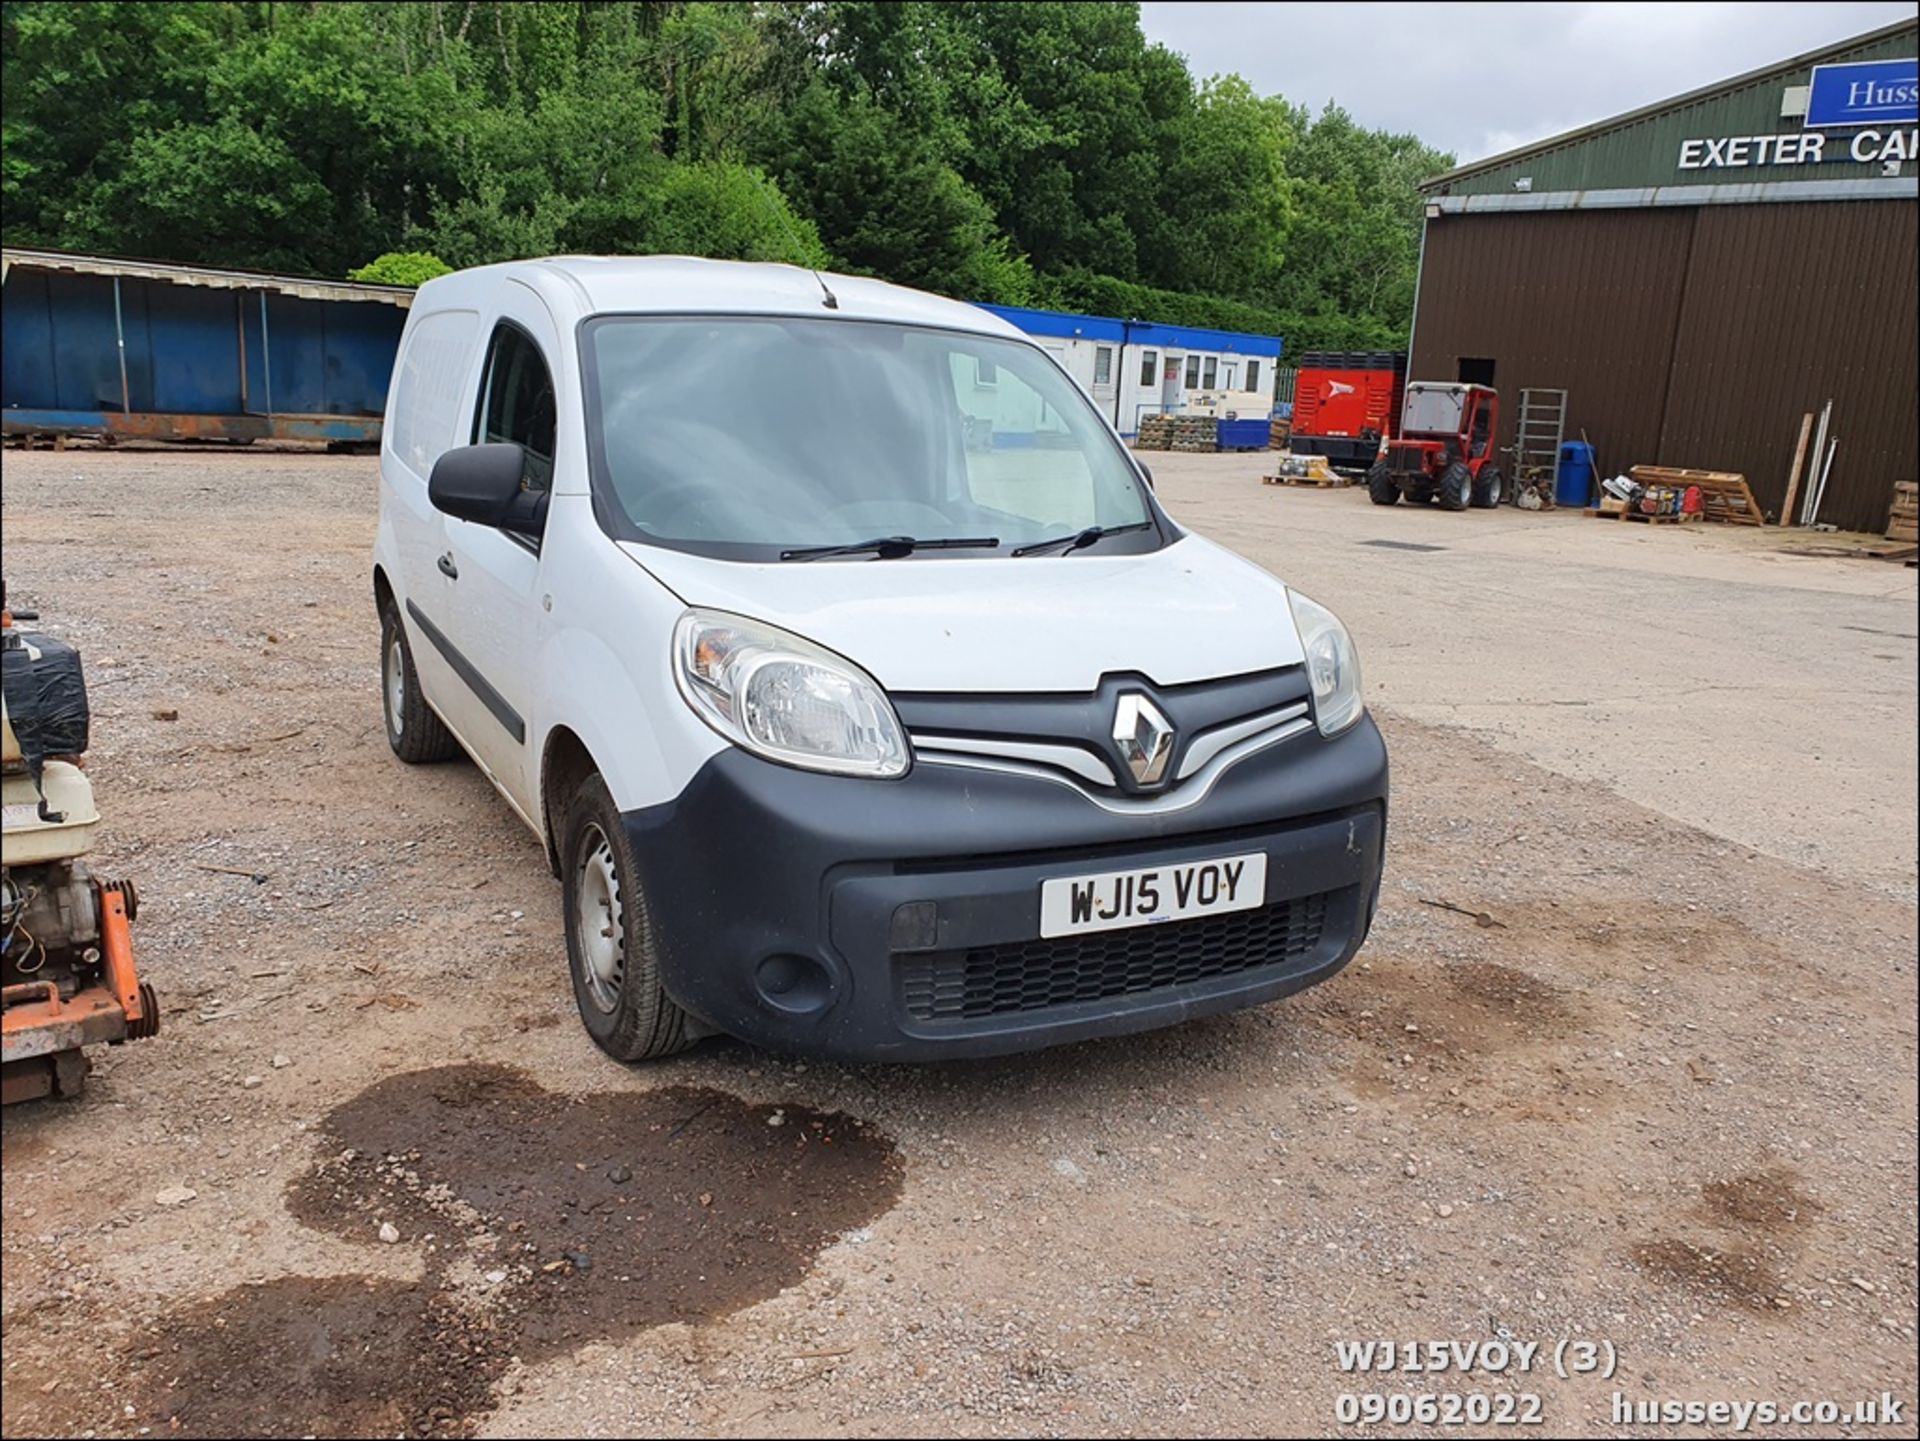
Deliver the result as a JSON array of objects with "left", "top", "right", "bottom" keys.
[
  {"left": 576, "top": 823, "right": 625, "bottom": 1014},
  {"left": 385, "top": 636, "right": 406, "bottom": 736}
]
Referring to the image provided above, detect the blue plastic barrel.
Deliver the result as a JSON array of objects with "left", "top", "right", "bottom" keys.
[{"left": 1556, "top": 441, "right": 1595, "bottom": 508}]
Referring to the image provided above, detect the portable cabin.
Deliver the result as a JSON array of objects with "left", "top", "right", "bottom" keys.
[{"left": 976, "top": 304, "right": 1282, "bottom": 444}]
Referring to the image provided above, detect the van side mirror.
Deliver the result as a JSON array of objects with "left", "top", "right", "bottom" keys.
[
  {"left": 1137, "top": 461, "right": 1155, "bottom": 490},
  {"left": 428, "top": 443, "right": 547, "bottom": 537}
]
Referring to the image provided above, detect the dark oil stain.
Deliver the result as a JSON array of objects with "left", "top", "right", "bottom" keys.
[
  {"left": 129, "top": 1276, "right": 499, "bottom": 1439},
  {"left": 1702, "top": 1166, "right": 1821, "bottom": 1232},
  {"left": 120, "top": 1065, "right": 902, "bottom": 1438},
  {"left": 1632, "top": 1237, "right": 1782, "bottom": 1311}
]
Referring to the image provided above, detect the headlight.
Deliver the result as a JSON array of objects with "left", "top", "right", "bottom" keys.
[
  {"left": 1287, "top": 590, "right": 1364, "bottom": 736},
  {"left": 673, "top": 609, "right": 909, "bottom": 777}
]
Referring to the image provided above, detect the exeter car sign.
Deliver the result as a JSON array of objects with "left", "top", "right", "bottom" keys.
[{"left": 1805, "top": 58, "right": 1919, "bottom": 128}]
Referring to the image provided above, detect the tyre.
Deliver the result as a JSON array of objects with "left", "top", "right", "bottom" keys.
[
  {"left": 560, "top": 771, "right": 694, "bottom": 1062},
  {"left": 1437, "top": 460, "right": 1472, "bottom": 511},
  {"left": 1471, "top": 464, "right": 1504, "bottom": 509},
  {"left": 1366, "top": 462, "right": 1401, "bottom": 506},
  {"left": 381, "top": 602, "right": 461, "bottom": 763}
]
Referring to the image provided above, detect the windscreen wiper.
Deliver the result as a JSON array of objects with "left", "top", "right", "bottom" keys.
[
  {"left": 1010, "top": 520, "right": 1154, "bottom": 558},
  {"left": 780, "top": 535, "right": 999, "bottom": 562}
]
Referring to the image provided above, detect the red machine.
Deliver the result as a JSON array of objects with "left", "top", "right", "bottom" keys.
[
  {"left": 1286, "top": 351, "right": 1407, "bottom": 474},
  {"left": 1367, "top": 383, "right": 1504, "bottom": 511}
]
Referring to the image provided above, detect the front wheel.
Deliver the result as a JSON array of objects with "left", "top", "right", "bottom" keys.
[
  {"left": 1437, "top": 460, "right": 1472, "bottom": 512},
  {"left": 1471, "top": 464, "right": 1504, "bottom": 509},
  {"left": 1366, "top": 462, "right": 1401, "bottom": 505},
  {"left": 381, "top": 602, "right": 460, "bottom": 763},
  {"left": 561, "top": 772, "right": 694, "bottom": 1063}
]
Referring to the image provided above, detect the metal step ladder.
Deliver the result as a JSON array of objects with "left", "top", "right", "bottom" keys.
[{"left": 1509, "top": 388, "right": 1567, "bottom": 505}]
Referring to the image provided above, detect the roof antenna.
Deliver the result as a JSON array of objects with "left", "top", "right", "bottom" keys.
[{"left": 749, "top": 171, "right": 839, "bottom": 309}]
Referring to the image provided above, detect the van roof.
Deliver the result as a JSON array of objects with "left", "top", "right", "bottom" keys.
[{"left": 415, "top": 255, "right": 1021, "bottom": 336}]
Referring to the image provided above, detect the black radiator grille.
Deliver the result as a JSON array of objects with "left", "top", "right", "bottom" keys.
[{"left": 899, "top": 894, "right": 1330, "bottom": 1022}]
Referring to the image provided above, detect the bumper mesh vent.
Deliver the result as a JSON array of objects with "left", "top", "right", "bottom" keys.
[{"left": 899, "top": 894, "right": 1329, "bottom": 1022}]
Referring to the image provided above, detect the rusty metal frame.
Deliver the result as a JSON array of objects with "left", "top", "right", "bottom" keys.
[{"left": 2, "top": 408, "right": 382, "bottom": 444}]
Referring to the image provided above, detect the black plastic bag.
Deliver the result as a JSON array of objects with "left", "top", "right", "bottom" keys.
[{"left": 1, "top": 629, "right": 91, "bottom": 763}]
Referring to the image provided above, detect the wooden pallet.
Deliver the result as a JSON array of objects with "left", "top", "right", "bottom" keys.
[
  {"left": 1629, "top": 465, "right": 1764, "bottom": 525},
  {"left": 1583, "top": 507, "right": 1702, "bottom": 524},
  {"left": 1262, "top": 473, "right": 1351, "bottom": 488},
  {"left": 1888, "top": 481, "right": 1918, "bottom": 543}
]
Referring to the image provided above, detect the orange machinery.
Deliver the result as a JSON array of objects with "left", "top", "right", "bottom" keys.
[{"left": 2, "top": 592, "right": 157, "bottom": 1103}]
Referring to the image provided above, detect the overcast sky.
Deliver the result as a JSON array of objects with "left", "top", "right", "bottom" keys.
[{"left": 1138, "top": 2, "right": 1917, "bottom": 163}]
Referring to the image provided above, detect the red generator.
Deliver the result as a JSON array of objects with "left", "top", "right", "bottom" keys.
[{"left": 1286, "top": 351, "right": 1407, "bottom": 474}]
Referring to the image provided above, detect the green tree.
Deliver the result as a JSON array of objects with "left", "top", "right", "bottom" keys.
[
  {"left": 1153, "top": 75, "right": 1294, "bottom": 300},
  {"left": 765, "top": 81, "right": 1034, "bottom": 302},
  {"left": 642, "top": 160, "right": 830, "bottom": 266},
  {"left": 2, "top": 1, "right": 233, "bottom": 245},
  {"left": 2, "top": 0, "right": 1449, "bottom": 347},
  {"left": 1274, "top": 104, "right": 1452, "bottom": 330},
  {"left": 348, "top": 250, "right": 453, "bottom": 287}
]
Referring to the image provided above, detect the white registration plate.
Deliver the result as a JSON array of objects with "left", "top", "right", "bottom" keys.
[{"left": 1039, "top": 852, "right": 1267, "bottom": 938}]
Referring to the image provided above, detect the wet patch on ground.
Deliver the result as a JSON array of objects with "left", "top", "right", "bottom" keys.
[
  {"left": 1703, "top": 1166, "right": 1822, "bottom": 1233},
  {"left": 1630, "top": 1165, "right": 1822, "bottom": 1316},
  {"left": 118, "top": 1065, "right": 903, "bottom": 1438},
  {"left": 1442, "top": 958, "right": 1570, "bottom": 1019},
  {"left": 1631, "top": 1237, "right": 1784, "bottom": 1311},
  {"left": 1310, "top": 954, "right": 1613, "bottom": 1120},
  {"left": 129, "top": 1276, "right": 501, "bottom": 1439},
  {"left": 1310, "top": 955, "right": 1583, "bottom": 1060}
]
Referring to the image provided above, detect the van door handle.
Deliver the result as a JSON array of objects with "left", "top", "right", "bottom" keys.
[{"left": 437, "top": 553, "right": 459, "bottom": 580}]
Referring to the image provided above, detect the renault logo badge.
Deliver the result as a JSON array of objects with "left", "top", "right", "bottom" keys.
[{"left": 1113, "top": 693, "right": 1175, "bottom": 787}]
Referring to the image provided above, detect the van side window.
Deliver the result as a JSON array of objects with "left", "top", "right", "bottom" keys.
[
  {"left": 389, "top": 309, "right": 481, "bottom": 481},
  {"left": 473, "top": 323, "right": 557, "bottom": 491}
]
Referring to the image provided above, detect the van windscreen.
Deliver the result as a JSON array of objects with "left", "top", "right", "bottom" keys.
[{"left": 582, "top": 317, "right": 1154, "bottom": 560}]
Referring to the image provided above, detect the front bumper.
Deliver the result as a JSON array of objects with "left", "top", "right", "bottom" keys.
[{"left": 622, "top": 714, "right": 1388, "bottom": 1061}]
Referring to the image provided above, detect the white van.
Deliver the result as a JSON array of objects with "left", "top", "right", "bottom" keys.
[{"left": 373, "top": 257, "right": 1387, "bottom": 1062}]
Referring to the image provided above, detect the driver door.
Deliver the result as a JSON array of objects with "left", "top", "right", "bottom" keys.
[
  {"left": 429, "top": 287, "right": 557, "bottom": 818},
  {"left": 1467, "top": 393, "right": 1494, "bottom": 462}
]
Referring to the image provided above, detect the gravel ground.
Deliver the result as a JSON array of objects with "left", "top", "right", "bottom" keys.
[{"left": 1, "top": 448, "right": 1914, "bottom": 1439}]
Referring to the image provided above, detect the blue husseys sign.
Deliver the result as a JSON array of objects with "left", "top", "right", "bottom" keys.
[{"left": 1806, "top": 58, "right": 1919, "bottom": 129}]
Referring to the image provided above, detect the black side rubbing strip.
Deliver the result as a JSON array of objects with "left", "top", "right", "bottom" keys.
[{"left": 405, "top": 599, "right": 526, "bottom": 745}]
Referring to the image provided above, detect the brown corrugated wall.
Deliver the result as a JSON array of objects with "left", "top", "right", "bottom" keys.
[{"left": 1411, "top": 202, "right": 1918, "bottom": 532}]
